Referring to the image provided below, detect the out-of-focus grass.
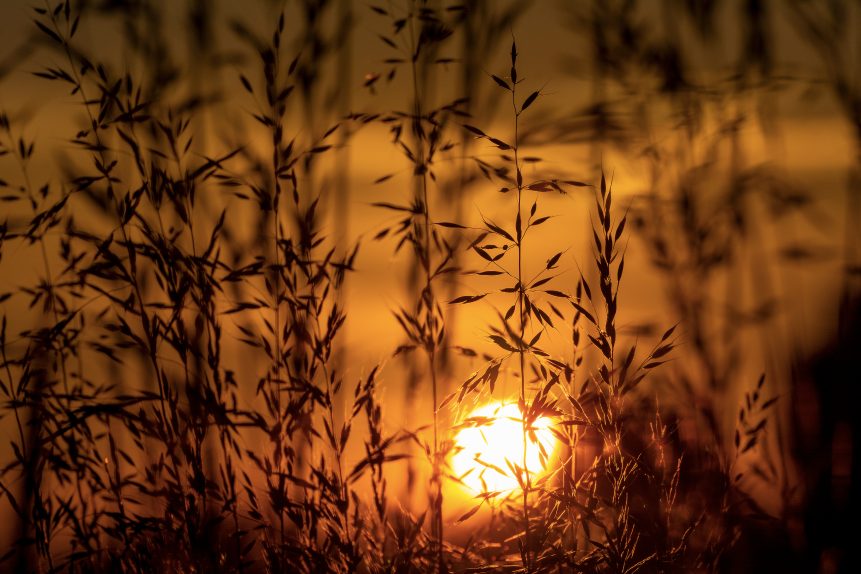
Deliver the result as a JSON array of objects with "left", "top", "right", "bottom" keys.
[{"left": 0, "top": 1, "right": 856, "bottom": 573}]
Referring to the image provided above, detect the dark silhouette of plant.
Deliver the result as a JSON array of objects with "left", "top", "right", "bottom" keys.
[{"left": 0, "top": 1, "right": 848, "bottom": 572}]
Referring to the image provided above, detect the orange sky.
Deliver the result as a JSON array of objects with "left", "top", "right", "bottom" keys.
[{"left": 0, "top": 0, "right": 856, "bottom": 519}]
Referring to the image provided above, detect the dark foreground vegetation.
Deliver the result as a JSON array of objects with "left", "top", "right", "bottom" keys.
[{"left": 0, "top": 1, "right": 858, "bottom": 572}]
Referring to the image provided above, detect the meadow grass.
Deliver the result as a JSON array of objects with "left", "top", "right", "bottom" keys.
[{"left": 0, "top": 1, "right": 843, "bottom": 572}]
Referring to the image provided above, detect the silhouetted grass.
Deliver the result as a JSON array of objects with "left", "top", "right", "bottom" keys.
[{"left": 0, "top": 1, "right": 850, "bottom": 573}]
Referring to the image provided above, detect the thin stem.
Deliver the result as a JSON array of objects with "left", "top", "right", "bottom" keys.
[
  {"left": 512, "top": 66, "right": 533, "bottom": 574},
  {"left": 408, "top": 6, "right": 443, "bottom": 569},
  {"left": 272, "top": 87, "right": 287, "bottom": 563}
]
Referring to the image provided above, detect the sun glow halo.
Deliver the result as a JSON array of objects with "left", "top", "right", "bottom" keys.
[{"left": 451, "top": 402, "right": 558, "bottom": 495}]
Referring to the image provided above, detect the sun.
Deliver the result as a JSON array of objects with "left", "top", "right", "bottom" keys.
[{"left": 451, "top": 401, "right": 558, "bottom": 495}]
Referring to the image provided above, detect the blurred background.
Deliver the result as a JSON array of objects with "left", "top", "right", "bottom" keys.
[{"left": 0, "top": 0, "right": 858, "bottom": 571}]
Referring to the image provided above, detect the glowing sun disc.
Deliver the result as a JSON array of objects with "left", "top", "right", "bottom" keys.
[{"left": 451, "top": 401, "right": 557, "bottom": 495}]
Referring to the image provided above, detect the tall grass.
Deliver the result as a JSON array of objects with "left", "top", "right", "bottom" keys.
[{"left": 0, "top": 0, "right": 849, "bottom": 572}]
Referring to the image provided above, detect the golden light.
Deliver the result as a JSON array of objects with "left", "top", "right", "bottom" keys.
[{"left": 451, "top": 401, "right": 558, "bottom": 495}]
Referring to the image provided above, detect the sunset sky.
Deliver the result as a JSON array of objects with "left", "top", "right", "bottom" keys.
[{"left": 0, "top": 2, "right": 858, "bottom": 570}]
